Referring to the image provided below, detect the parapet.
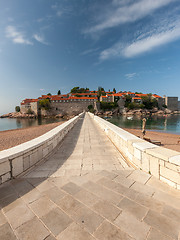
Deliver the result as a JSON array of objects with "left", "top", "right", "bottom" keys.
[
  {"left": 0, "top": 113, "right": 84, "bottom": 184},
  {"left": 88, "top": 112, "right": 180, "bottom": 190}
]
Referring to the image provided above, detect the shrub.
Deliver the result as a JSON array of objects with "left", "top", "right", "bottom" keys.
[
  {"left": 27, "top": 108, "right": 34, "bottom": 114},
  {"left": 15, "top": 106, "right": 20, "bottom": 112},
  {"left": 39, "top": 99, "right": 51, "bottom": 110},
  {"left": 100, "top": 102, "right": 118, "bottom": 111}
]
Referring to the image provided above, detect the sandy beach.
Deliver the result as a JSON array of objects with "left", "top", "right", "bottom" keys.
[
  {"left": 0, "top": 121, "right": 179, "bottom": 153},
  {"left": 0, "top": 121, "right": 64, "bottom": 151},
  {"left": 123, "top": 128, "right": 180, "bottom": 152}
]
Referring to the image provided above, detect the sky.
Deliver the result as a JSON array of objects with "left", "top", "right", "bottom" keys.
[{"left": 1, "top": 0, "right": 180, "bottom": 114}]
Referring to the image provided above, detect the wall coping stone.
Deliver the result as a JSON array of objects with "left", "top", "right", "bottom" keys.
[
  {"left": 169, "top": 155, "right": 180, "bottom": 166},
  {"left": 133, "top": 141, "right": 158, "bottom": 152},
  {"left": 0, "top": 115, "right": 79, "bottom": 163},
  {"left": 146, "top": 147, "right": 179, "bottom": 162}
]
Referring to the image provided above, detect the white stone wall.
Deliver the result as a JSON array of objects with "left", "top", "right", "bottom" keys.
[
  {"left": 89, "top": 113, "right": 180, "bottom": 190},
  {"left": 0, "top": 113, "right": 84, "bottom": 184}
]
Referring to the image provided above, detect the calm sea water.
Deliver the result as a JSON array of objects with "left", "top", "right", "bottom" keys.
[
  {"left": 107, "top": 114, "right": 180, "bottom": 135},
  {"left": 0, "top": 118, "right": 63, "bottom": 132}
]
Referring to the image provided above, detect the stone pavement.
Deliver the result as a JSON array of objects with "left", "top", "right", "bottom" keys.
[{"left": 0, "top": 113, "right": 180, "bottom": 240}]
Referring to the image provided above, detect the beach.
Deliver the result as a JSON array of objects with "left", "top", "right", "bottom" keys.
[
  {"left": 124, "top": 128, "right": 180, "bottom": 152},
  {"left": 0, "top": 121, "right": 179, "bottom": 152},
  {"left": 0, "top": 121, "right": 64, "bottom": 151}
]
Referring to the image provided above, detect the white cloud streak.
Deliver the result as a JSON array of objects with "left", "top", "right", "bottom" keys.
[
  {"left": 125, "top": 73, "right": 137, "bottom": 79},
  {"left": 85, "top": 0, "right": 175, "bottom": 34},
  {"left": 100, "top": 20, "right": 180, "bottom": 60},
  {"left": 33, "top": 34, "right": 48, "bottom": 45},
  {"left": 6, "top": 26, "right": 32, "bottom": 45}
]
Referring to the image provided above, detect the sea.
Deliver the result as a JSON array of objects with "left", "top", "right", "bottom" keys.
[
  {"left": 0, "top": 114, "right": 180, "bottom": 134},
  {"left": 107, "top": 114, "right": 180, "bottom": 135},
  {"left": 0, "top": 117, "right": 63, "bottom": 131}
]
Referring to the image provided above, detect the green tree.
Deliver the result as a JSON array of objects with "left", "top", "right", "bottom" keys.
[
  {"left": 39, "top": 99, "right": 51, "bottom": 110},
  {"left": 124, "top": 95, "right": 132, "bottom": 107},
  {"left": 57, "top": 90, "right": 61, "bottom": 95},
  {"left": 47, "top": 93, "right": 52, "bottom": 96},
  {"left": 15, "top": 106, "right": 20, "bottom": 112},
  {"left": 141, "top": 94, "right": 158, "bottom": 109}
]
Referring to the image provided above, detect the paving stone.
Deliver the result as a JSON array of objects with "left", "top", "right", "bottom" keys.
[
  {"left": 41, "top": 208, "right": 72, "bottom": 236},
  {"left": 127, "top": 169, "right": 151, "bottom": 184},
  {"left": 57, "top": 195, "right": 83, "bottom": 217},
  {"left": 83, "top": 181, "right": 123, "bottom": 205},
  {"left": 74, "top": 189, "right": 99, "bottom": 207},
  {"left": 114, "top": 211, "right": 150, "bottom": 240},
  {"left": 130, "top": 181, "right": 155, "bottom": 197},
  {"left": 61, "top": 182, "right": 82, "bottom": 195},
  {"left": 0, "top": 183, "right": 18, "bottom": 201},
  {"left": 45, "top": 235, "right": 56, "bottom": 240},
  {"left": 57, "top": 222, "right": 96, "bottom": 240},
  {"left": 36, "top": 179, "right": 55, "bottom": 192},
  {"left": 29, "top": 196, "right": 56, "bottom": 217},
  {"left": 43, "top": 186, "right": 66, "bottom": 204},
  {"left": 147, "top": 228, "right": 174, "bottom": 240},
  {"left": 117, "top": 197, "right": 148, "bottom": 220},
  {"left": 0, "top": 222, "right": 17, "bottom": 240},
  {"left": 113, "top": 169, "right": 134, "bottom": 178},
  {"left": 153, "top": 190, "right": 180, "bottom": 209},
  {"left": 144, "top": 210, "right": 180, "bottom": 240},
  {"left": 146, "top": 176, "right": 180, "bottom": 198},
  {"left": 2, "top": 197, "right": 23, "bottom": 213},
  {"left": 99, "top": 170, "right": 118, "bottom": 179},
  {"left": 21, "top": 187, "right": 43, "bottom": 204},
  {"left": 113, "top": 174, "right": 135, "bottom": 188},
  {"left": 162, "top": 204, "right": 180, "bottom": 224},
  {"left": 15, "top": 217, "right": 50, "bottom": 240},
  {"left": 94, "top": 220, "right": 133, "bottom": 240},
  {"left": 12, "top": 179, "right": 34, "bottom": 195},
  {"left": 5, "top": 202, "right": 35, "bottom": 229},
  {"left": 66, "top": 204, "right": 103, "bottom": 233},
  {"left": 134, "top": 192, "right": 164, "bottom": 212},
  {"left": 0, "top": 210, "right": 7, "bottom": 226},
  {"left": 92, "top": 200, "right": 122, "bottom": 221}
]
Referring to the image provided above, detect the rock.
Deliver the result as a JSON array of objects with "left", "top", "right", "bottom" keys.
[{"left": 164, "top": 109, "right": 172, "bottom": 114}]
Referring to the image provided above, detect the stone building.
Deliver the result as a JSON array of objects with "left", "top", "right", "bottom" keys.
[{"left": 164, "top": 97, "right": 178, "bottom": 111}]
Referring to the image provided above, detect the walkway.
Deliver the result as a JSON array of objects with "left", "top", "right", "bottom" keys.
[{"left": 0, "top": 113, "right": 180, "bottom": 240}]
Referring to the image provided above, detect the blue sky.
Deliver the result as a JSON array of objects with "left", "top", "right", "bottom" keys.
[{"left": 1, "top": 0, "right": 180, "bottom": 114}]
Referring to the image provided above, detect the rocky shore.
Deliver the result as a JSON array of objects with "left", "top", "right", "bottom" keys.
[
  {"left": 96, "top": 107, "right": 180, "bottom": 117},
  {"left": 0, "top": 112, "right": 75, "bottom": 120}
]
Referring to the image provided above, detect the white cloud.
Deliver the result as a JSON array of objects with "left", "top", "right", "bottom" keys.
[
  {"left": 81, "top": 48, "right": 100, "bottom": 56},
  {"left": 85, "top": 0, "right": 175, "bottom": 34},
  {"left": 33, "top": 34, "right": 48, "bottom": 45},
  {"left": 125, "top": 73, "right": 137, "bottom": 79},
  {"left": 6, "top": 26, "right": 32, "bottom": 45},
  {"left": 99, "top": 20, "right": 180, "bottom": 60}
]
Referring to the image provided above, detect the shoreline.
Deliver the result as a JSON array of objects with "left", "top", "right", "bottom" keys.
[
  {"left": 0, "top": 121, "right": 64, "bottom": 151},
  {"left": 123, "top": 128, "right": 180, "bottom": 152},
  {"left": 0, "top": 121, "right": 179, "bottom": 153}
]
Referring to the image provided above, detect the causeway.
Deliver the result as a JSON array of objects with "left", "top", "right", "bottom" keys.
[{"left": 0, "top": 113, "right": 180, "bottom": 240}]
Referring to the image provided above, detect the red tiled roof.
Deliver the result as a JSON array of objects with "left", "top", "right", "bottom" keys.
[
  {"left": 113, "top": 93, "right": 124, "bottom": 96},
  {"left": 152, "top": 94, "right": 162, "bottom": 98},
  {"left": 71, "top": 93, "right": 97, "bottom": 96},
  {"left": 135, "top": 94, "right": 148, "bottom": 97},
  {"left": 21, "top": 99, "right": 38, "bottom": 105},
  {"left": 133, "top": 97, "right": 142, "bottom": 100}
]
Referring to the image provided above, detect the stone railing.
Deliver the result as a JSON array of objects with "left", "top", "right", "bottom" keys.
[
  {"left": 0, "top": 113, "right": 84, "bottom": 184},
  {"left": 89, "top": 113, "right": 180, "bottom": 190}
]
